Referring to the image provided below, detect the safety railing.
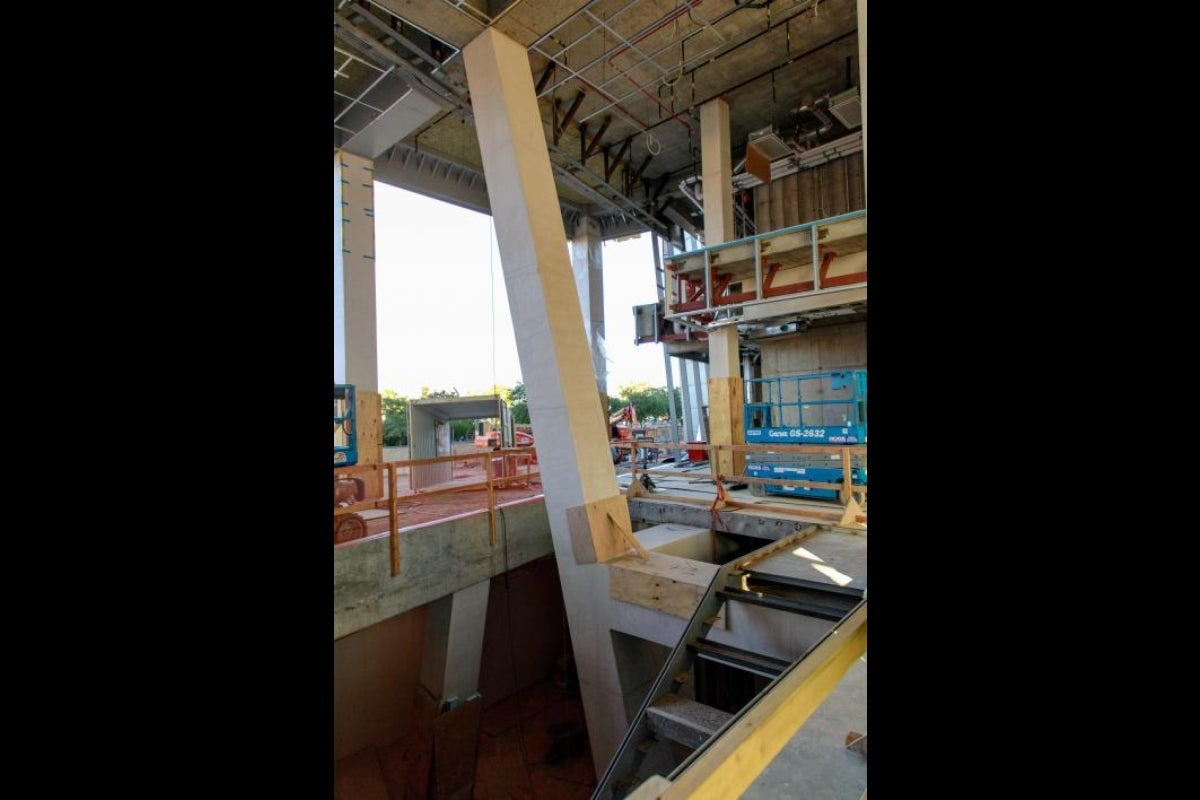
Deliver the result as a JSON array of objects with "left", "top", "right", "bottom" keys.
[
  {"left": 618, "top": 440, "right": 868, "bottom": 506},
  {"left": 663, "top": 209, "right": 867, "bottom": 326},
  {"left": 333, "top": 447, "right": 541, "bottom": 576}
]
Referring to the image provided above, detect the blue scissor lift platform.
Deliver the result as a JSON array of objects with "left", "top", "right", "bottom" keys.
[
  {"left": 744, "top": 370, "right": 866, "bottom": 501},
  {"left": 334, "top": 383, "right": 358, "bottom": 467}
]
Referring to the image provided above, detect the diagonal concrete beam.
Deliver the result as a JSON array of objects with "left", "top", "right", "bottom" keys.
[{"left": 463, "top": 26, "right": 636, "bottom": 777}]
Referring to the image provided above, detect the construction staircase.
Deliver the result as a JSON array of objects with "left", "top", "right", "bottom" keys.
[{"left": 594, "top": 525, "right": 867, "bottom": 799}]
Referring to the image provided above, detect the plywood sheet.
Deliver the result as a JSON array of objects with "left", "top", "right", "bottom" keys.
[
  {"left": 828, "top": 158, "right": 849, "bottom": 217},
  {"left": 356, "top": 390, "right": 384, "bottom": 496},
  {"left": 781, "top": 173, "right": 800, "bottom": 229},
  {"left": 769, "top": 177, "right": 785, "bottom": 233},
  {"left": 756, "top": 184, "right": 772, "bottom": 234},
  {"left": 706, "top": 377, "right": 745, "bottom": 478},
  {"left": 797, "top": 169, "right": 816, "bottom": 225},
  {"left": 846, "top": 152, "right": 866, "bottom": 211}
]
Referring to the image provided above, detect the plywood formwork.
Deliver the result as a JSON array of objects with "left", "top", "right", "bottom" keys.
[
  {"left": 754, "top": 152, "right": 866, "bottom": 231},
  {"left": 356, "top": 390, "right": 383, "bottom": 496},
  {"left": 759, "top": 321, "right": 867, "bottom": 376}
]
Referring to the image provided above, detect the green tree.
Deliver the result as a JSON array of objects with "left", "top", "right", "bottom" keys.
[
  {"left": 507, "top": 381, "right": 529, "bottom": 424},
  {"left": 615, "top": 382, "right": 681, "bottom": 421},
  {"left": 381, "top": 390, "right": 409, "bottom": 446}
]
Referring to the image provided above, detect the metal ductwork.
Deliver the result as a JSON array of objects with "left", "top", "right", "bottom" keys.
[
  {"left": 677, "top": 176, "right": 755, "bottom": 241},
  {"left": 828, "top": 87, "right": 862, "bottom": 130},
  {"left": 793, "top": 96, "right": 835, "bottom": 146}
]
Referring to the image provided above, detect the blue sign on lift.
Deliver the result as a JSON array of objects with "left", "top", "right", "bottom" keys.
[
  {"left": 743, "top": 370, "right": 867, "bottom": 500},
  {"left": 334, "top": 384, "right": 358, "bottom": 467}
]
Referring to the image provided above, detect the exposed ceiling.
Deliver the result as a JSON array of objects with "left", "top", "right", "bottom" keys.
[{"left": 334, "top": 0, "right": 861, "bottom": 246}]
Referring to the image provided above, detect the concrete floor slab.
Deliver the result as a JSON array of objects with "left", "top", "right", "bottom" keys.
[
  {"left": 334, "top": 747, "right": 390, "bottom": 800},
  {"left": 751, "top": 530, "right": 867, "bottom": 592},
  {"left": 474, "top": 726, "right": 533, "bottom": 800}
]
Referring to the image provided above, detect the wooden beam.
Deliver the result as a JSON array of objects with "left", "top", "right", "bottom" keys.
[
  {"left": 609, "top": 551, "right": 719, "bottom": 620},
  {"left": 736, "top": 524, "right": 821, "bottom": 571},
  {"left": 535, "top": 61, "right": 555, "bottom": 95},
  {"left": 583, "top": 115, "right": 612, "bottom": 160},
  {"left": 626, "top": 775, "right": 672, "bottom": 800},
  {"left": 630, "top": 153, "right": 653, "bottom": 186},
  {"left": 485, "top": 450, "right": 496, "bottom": 546},
  {"left": 606, "top": 137, "right": 632, "bottom": 181},
  {"left": 648, "top": 603, "right": 868, "bottom": 800},
  {"left": 551, "top": 97, "right": 560, "bottom": 145},
  {"left": 706, "top": 378, "right": 744, "bottom": 479},
  {"left": 388, "top": 463, "right": 400, "bottom": 575},
  {"left": 559, "top": 91, "right": 586, "bottom": 135},
  {"left": 717, "top": 471, "right": 869, "bottom": 494},
  {"left": 356, "top": 389, "right": 384, "bottom": 497},
  {"left": 650, "top": 172, "right": 670, "bottom": 202}
]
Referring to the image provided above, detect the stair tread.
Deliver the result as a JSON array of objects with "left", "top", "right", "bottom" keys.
[
  {"left": 690, "top": 639, "right": 792, "bottom": 674},
  {"left": 646, "top": 693, "right": 733, "bottom": 748}
]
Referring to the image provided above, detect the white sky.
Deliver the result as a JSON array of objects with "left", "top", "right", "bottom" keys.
[{"left": 373, "top": 182, "right": 674, "bottom": 398}]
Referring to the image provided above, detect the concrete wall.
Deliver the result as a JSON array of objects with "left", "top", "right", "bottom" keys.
[
  {"left": 334, "top": 499, "right": 554, "bottom": 640},
  {"left": 759, "top": 321, "right": 866, "bottom": 377},
  {"left": 477, "top": 554, "right": 570, "bottom": 708},
  {"left": 334, "top": 606, "right": 427, "bottom": 761},
  {"left": 611, "top": 630, "right": 671, "bottom": 721}
]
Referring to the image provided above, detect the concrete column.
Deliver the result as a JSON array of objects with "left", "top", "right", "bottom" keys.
[
  {"left": 655, "top": 235, "right": 681, "bottom": 457},
  {"left": 679, "top": 359, "right": 694, "bottom": 443},
  {"left": 334, "top": 150, "right": 379, "bottom": 392},
  {"left": 700, "top": 99, "right": 735, "bottom": 246},
  {"left": 571, "top": 215, "right": 607, "bottom": 396},
  {"left": 463, "top": 27, "right": 636, "bottom": 776},
  {"left": 858, "top": 0, "right": 867, "bottom": 205},
  {"left": 335, "top": 150, "right": 383, "bottom": 488},
  {"left": 419, "top": 580, "right": 490, "bottom": 706},
  {"left": 699, "top": 99, "right": 744, "bottom": 479}
]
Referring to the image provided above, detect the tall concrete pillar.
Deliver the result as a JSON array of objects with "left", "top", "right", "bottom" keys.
[
  {"left": 335, "top": 150, "right": 378, "bottom": 392},
  {"left": 692, "top": 360, "right": 708, "bottom": 441},
  {"left": 655, "top": 237, "right": 682, "bottom": 456},
  {"left": 334, "top": 150, "right": 383, "bottom": 486},
  {"left": 571, "top": 215, "right": 607, "bottom": 396},
  {"left": 679, "top": 359, "right": 695, "bottom": 443},
  {"left": 700, "top": 100, "right": 735, "bottom": 248},
  {"left": 699, "top": 99, "right": 745, "bottom": 479},
  {"left": 463, "top": 27, "right": 637, "bottom": 776},
  {"left": 858, "top": 0, "right": 867, "bottom": 205}
]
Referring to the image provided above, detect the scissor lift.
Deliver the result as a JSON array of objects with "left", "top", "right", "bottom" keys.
[
  {"left": 744, "top": 370, "right": 867, "bottom": 501},
  {"left": 334, "top": 384, "right": 358, "bottom": 467}
]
